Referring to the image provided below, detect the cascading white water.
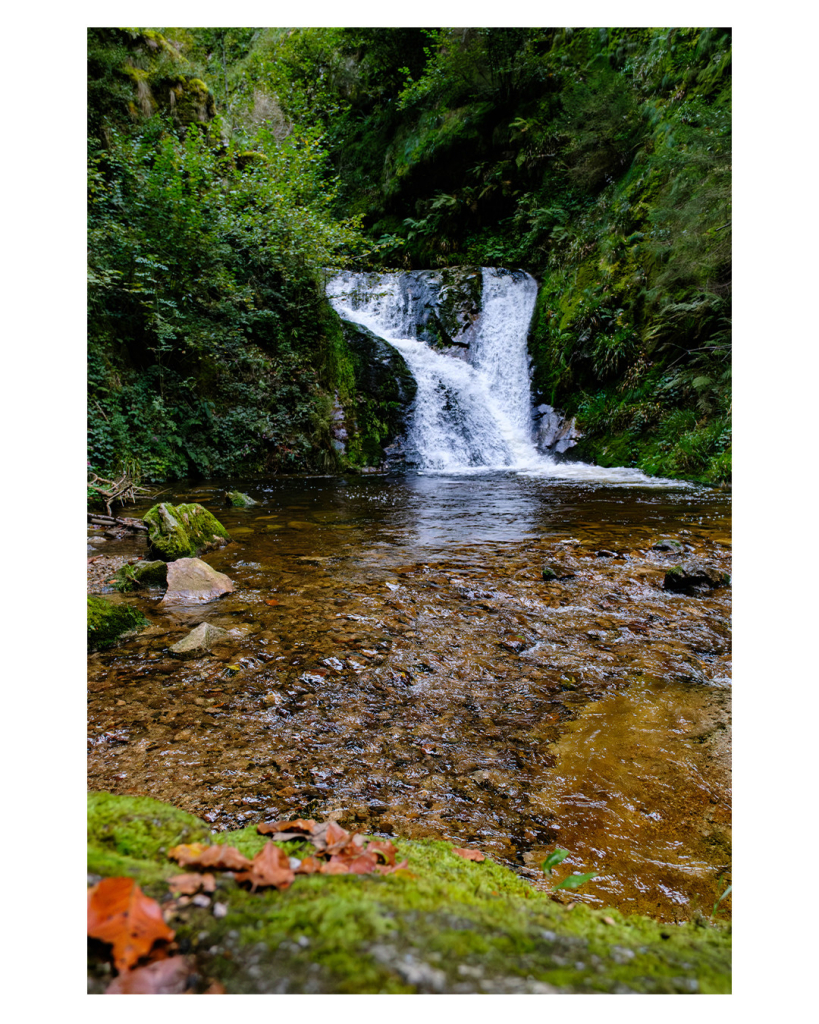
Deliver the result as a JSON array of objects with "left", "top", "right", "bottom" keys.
[{"left": 327, "top": 268, "right": 679, "bottom": 486}]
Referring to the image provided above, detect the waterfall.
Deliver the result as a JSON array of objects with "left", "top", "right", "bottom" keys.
[{"left": 326, "top": 268, "right": 676, "bottom": 486}]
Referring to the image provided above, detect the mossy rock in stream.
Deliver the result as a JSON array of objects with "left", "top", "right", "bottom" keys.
[
  {"left": 225, "top": 490, "right": 258, "bottom": 508},
  {"left": 143, "top": 502, "right": 231, "bottom": 561},
  {"left": 113, "top": 559, "right": 168, "bottom": 592},
  {"left": 86, "top": 793, "right": 731, "bottom": 994},
  {"left": 87, "top": 597, "right": 147, "bottom": 652}
]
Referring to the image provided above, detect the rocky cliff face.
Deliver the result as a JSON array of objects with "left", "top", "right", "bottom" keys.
[{"left": 335, "top": 318, "right": 417, "bottom": 470}]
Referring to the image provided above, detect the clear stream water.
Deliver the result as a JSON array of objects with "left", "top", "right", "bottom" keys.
[
  {"left": 88, "top": 271, "right": 730, "bottom": 922},
  {"left": 89, "top": 475, "right": 731, "bottom": 921}
]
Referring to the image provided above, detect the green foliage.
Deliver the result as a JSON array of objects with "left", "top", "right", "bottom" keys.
[
  {"left": 88, "top": 26, "right": 731, "bottom": 485},
  {"left": 554, "top": 872, "right": 598, "bottom": 891},
  {"left": 87, "top": 28, "right": 381, "bottom": 483},
  {"left": 541, "top": 848, "right": 570, "bottom": 874},
  {"left": 712, "top": 883, "right": 732, "bottom": 917}
]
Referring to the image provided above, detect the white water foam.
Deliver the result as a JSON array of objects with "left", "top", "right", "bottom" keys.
[{"left": 326, "top": 268, "right": 682, "bottom": 487}]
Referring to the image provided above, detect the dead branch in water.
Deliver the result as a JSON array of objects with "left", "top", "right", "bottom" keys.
[
  {"left": 87, "top": 513, "right": 148, "bottom": 532},
  {"left": 87, "top": 470, "right": 153, "bottom": 516}
]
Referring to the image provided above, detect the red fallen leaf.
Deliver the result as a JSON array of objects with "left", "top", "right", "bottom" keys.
[
  {"left": 105, "top": 955, "right": 190, "bottom": 994},
  {"left": 265, "top": 599, "right": 279, "bottom": 606},
  {"left": 235, "top": 842, "right": 295, "bottom": 891},
  {"left": 367, "top": 840, "right": 398, "bottom": 866},
  {"left": 168, "top": 843, "right": 252, "bottom": 871},
  {"left": 168, "top": 873, "right": 216, "bottom": 896},
  {"left": 295, "top": 855, "right": 323, "bottom": 874},
  {"left": 88, "top": 877, "right": 175, "bottom": 973},
  {"left": 452, "top": 847, "right": 486, "bottom": 862}
]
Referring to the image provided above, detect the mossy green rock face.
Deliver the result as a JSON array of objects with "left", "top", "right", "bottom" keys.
[
  {"left": 143, "top": 502, "right": 231, "bottom": 561},
  {"left": 113, "top": 559, "right": 168, "bottom": 592},
  {"left": 87, "top": 596, "right": 147, "bottom": 651},
  {"left": 225, "top": 491, "right": 258, "bottom": 508},
  {"left": 542, "top": 566, "right": 558, "bottom": 581},
  {"left": 338, "top": 318, "right": 417, "bottom": 466},
  {"left": 87, "top": 793, "right": 731, "bottom": 994}
]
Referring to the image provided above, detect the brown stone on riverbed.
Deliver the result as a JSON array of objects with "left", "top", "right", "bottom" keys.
[
  {"left": 169, "top": 622, "right": 230, "bottom": 658},
  {"left": 161, "top": 558, "right": 234, "bottom": 605}
]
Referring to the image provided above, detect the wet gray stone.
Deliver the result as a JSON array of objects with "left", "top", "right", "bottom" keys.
[{"left": 161, "top": 558, "right": 234, "bottom": 604}]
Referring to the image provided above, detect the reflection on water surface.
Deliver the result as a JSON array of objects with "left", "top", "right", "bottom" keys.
[{"left": 88, "top": 473, "right": 730, "bottom": 921}]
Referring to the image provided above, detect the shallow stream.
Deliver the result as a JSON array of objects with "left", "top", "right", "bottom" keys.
[{"left": 88, "top": 473, "right": 731, "bottom": 922}]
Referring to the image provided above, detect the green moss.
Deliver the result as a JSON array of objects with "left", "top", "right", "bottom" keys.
[
  {"left": 87, "top": 792, "right": 211, "bottom": 881},
  {"left": 87, "top": 596, "right": 147, "bottom": 652},
  {"left": 335, "top": 317, "right": 417, "bottom": 467},
  {"left": 87, "top": 793, "right": 731, "bottom": 994},
  {"left": 113, "top": 559, "right": 168, "bottom": 592},
  {"left": 143, "top": 502, "right": 231, "bottom": 560}
]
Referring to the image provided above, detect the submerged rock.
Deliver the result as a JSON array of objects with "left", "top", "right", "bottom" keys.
[
  {"left": 143, "top": 502, "right": 231, "bottom": 561},
  {"left": 652, "top": 539, "right": 685, "bottom": 553},
  {"left": 226, "top": 491, "right": 258, "bottom": 508},
  {"left": 169, "top": 622, "right": 230, "bottom": 658},
  {"left": 161, "top": 558, "right": 234, "bottom": 605},
  {"left": 87, "top": 596, "right": 147, "bottom": 651},
  {"left": 541, "top": 566, "right": 558, "bottom": 581},
  {"left": 664, "top": 562, "right": 730, "bottom": 593}
]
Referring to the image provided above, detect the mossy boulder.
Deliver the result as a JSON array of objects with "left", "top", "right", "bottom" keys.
[
  {"left": 113, "top": 559, "right": 168, "bottom": 592},
  {"left": 225, "top": 491, "right": 258, "bottom": 508},
  {"left": 143, "top": 502, "right": 231, "bottom": 561},
  {"left": 87, "top": 793, "right": 731, "bottom": 994},
  {"left": 87, "top": 596, "right": 147, "bottom": 652},
  {"left": 542, "top": 566, "right": 558, "bottom": 581}
]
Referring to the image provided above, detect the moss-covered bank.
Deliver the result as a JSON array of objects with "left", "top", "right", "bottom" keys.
[
  {"left": 87, "top": 597, "right": 147, "bottom": 652},
  {"left": 87, "top": 792, "right": 731, "bottom": 994}
]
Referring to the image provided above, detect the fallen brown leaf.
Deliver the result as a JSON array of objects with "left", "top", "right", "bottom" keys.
[
  {"left": 235, "top": 842, "right": 295, "bottom": 891},
  {"left": 205, "top": 980, "right": 227, "bottom": 994},
  {"left": 168, "top": 873, "right": 216, "bottom": 896},
  {"left": 168, "top": 843, "right": 252, "bottom": 871},
  {"left": 311, "top": 820, "right": 351, "bottom": 854},
  {"left": 295, "top": 855, "right": 323, "bottom": 875},
  {"left": 88, "top": 877, "right": 175, "bottom": 973},
  {"left": 258, "top": 818, "right": 316, "bottom": 839},
  {"left": 375, "top": 858, "right": 410, "bottom": 875},
  {"left": 105, "top": 955, "right": 190, "bottom": 994},
  {"left": 452, "top": 847, "right": 486, "bottom": 862},
  {"left": 367, "top": 840, "right": 398, "bottom": 866},
  {"left": 320, "top": 857, "right": 351, "bottom": 875},
  {"left": 265, "top": 599, "right": 280, "bottom": 606},
  {"left": 346, "top": 852, "right": 379, "bottom": 875}
]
